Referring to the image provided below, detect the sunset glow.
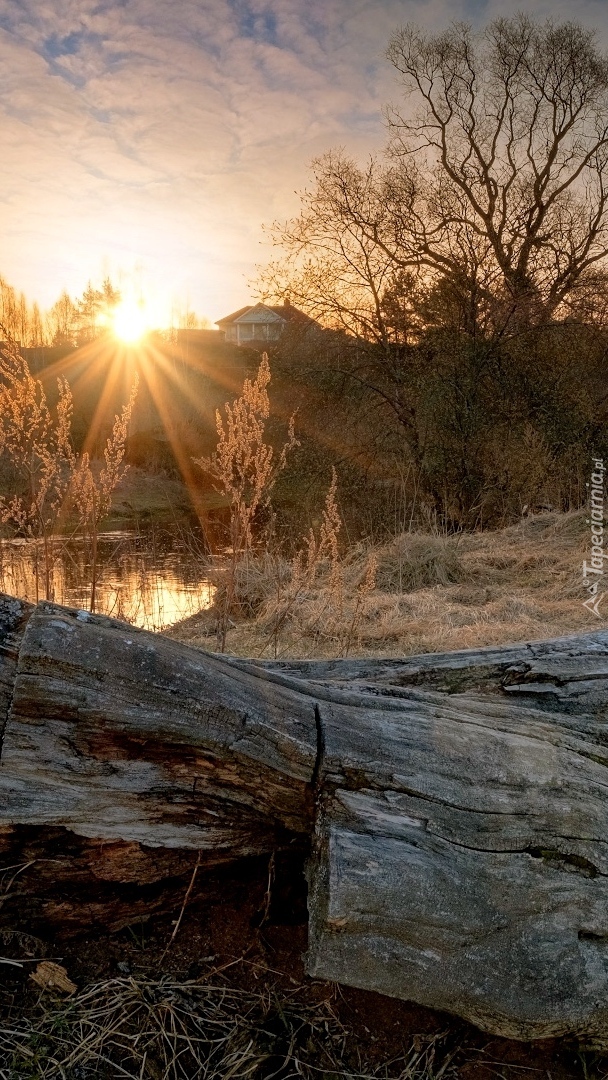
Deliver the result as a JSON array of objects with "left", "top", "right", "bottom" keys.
[
  {"left": 111, "top": 300, "right": 149, "bottom": 344},
  {"left": 0, "top": 0, "right": 409, "bottom": 321}
]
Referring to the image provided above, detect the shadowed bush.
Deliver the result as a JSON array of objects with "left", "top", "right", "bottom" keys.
[{"left": 374, "top": 534, "right": 465, "bottom": 593}]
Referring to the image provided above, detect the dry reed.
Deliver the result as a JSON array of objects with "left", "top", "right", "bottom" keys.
[
  {"left": 195, "top": 353, "right": 296, "bottom": 650},
  {"left": 0, "top": 334, "right": 138, "bottom": 609}
]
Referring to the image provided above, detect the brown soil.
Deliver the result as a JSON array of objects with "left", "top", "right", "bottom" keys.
[{"left": 0, "top": 852, "right": 602, "bottom": 1078}]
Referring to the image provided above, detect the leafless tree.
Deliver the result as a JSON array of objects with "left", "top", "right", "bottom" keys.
[
  {"left": 389, "top": 16, "right": 608, "bottom": 322},
  {"left": 262, "top": 16, "right": 608, "bottom": 340},
  {"left": 46, "top": 290, "right": 77, "bottom": 347}
]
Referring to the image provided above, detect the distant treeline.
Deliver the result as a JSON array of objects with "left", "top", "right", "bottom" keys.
[
  {"left": 6, "top": 319, "right": 605, "bottom": 537},
  {"left": 0, "top": 274, "right": 204, "bottom": 347}
]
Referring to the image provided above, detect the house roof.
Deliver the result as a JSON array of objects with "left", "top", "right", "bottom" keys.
[
  {"left": 216, "top": 306, "right": 252, "bottom": 325},
  {"left": 216, "top": 301, "right": 316, "bottom": 328},
  {"left": 234, "top": 303, "right": 286, "bottom": 325}
]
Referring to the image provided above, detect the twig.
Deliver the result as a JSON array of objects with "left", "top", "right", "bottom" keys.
[
  {"left": 258, "top": 851, "right": 276, "bottom": 927},
  {"left": 159, "top": 852, "right": 202, "bottom": 963}
]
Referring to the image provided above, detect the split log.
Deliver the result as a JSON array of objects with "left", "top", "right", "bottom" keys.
[{"left": 3, "top": 594, "right": 608, "bottom": 1044}]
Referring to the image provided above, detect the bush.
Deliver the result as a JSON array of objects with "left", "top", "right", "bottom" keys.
[{"left": 375, "top": 533, "right": 465, "bottom": 592}]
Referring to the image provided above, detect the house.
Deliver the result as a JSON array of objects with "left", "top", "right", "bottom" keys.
[{"left": 216, "top": 300, "right": 317, "bottom": 345}]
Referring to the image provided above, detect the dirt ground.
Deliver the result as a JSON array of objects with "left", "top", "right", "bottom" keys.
[{"left": 0, "top": 852, "right": 605, "bottom": 1078}]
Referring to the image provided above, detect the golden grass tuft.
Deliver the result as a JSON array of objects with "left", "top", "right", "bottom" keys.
[
  {"left": 169, "top": 510, "right": 600, "bottom": 659},
  {"left": 375, "top": 533, "right": 465, "bottom": 592}
]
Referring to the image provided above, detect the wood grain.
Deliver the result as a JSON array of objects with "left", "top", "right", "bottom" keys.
[{"left": 3, "top": 596, "right": 608, "bottom": 1042}]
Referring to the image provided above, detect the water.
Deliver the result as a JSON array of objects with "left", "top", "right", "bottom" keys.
[{"left": 0, "top": 526, "right": 214, "bottom": 631}]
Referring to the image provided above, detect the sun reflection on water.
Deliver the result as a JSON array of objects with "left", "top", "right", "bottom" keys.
[{"left": 0, "top": 529, "right": 214, "bottom": 632}]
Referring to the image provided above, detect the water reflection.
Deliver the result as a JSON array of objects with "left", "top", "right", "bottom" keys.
[{"left": 0, "top": 527, "right": 214, "bottom": 631}]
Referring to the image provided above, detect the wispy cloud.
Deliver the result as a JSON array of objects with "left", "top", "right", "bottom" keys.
[{"left": 0, "top": 0, "right": 607, "bottom": 321}]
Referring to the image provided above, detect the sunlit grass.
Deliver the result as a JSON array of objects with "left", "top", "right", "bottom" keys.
[{"left": 169, "top": 510, "right": 597, "bottom": 659}]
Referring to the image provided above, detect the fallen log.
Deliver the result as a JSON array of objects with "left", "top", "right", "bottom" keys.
[{"left": 3, "top": 593, "right": 608, "bottom": 1044}]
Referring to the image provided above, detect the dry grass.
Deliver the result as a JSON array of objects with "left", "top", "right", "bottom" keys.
[
  {"left": 0, "top": 972, "right": 459, "bottom": 1080},
  {"left": 194, "top": 353, "right": 296, "bottom": 650},
  {"left": 169, "top": 510, "right": 597, "bottom": 659}
]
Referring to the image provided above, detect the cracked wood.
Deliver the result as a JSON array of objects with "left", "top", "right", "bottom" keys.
[{"left": 2, "top": 595, "right": 608, "bottom": 1043}]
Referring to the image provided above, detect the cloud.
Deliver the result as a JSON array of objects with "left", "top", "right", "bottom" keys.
[{"left": 0, "top": 0, "right": 608, "bottom": 322}]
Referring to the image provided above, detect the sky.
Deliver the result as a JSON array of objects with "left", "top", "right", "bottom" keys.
[{"left": 1, "top": 0, "right": 608, "bottom": 328}]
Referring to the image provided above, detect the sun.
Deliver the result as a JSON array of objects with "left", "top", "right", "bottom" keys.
[{"left": 111, "top": 299, "right": 149, "bottom": 343}]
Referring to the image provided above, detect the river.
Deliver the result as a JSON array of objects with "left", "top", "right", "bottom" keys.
[{"left": 0, "top": 526, "right": 214, "bottom": 631}]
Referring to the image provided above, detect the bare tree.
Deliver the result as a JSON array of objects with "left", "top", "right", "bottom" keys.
[
  {"left": 262, "top": 16, "right": 608, "bottom": 339},
  {"left": 388, "top": 16, "right": 608, "bottom": 323},
  {"left": 29, "top": 302, "right": 46, "bottom": 347},
  {"left": 0, "top": 278, "right": 51, "bottom": 347},
  {"left": 47, "top": 290, "right": 77, "bottom": 347},
  {"left": 261, "top": 152, "right": 413, "bottom": 343}
]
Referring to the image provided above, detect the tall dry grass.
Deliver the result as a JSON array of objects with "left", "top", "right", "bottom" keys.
[
  {"left": 0, "top": 333, "right": 137, "bottom": 608},
  {"left": 170, "top": 510, "right": 595, "bottom": 659},
  {"left": 70, "top": 377, "right": 138, "bottom": 611},
  {"left": 0, "top": 335, "right": 75, "bottom": 600},
  {"left": 195, "top": 353, "right": 296, "bottom": 650}
]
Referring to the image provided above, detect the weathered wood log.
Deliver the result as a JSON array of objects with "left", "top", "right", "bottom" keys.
[
  {"left": 3, "top": 593, "right": 608, "bottom": 1045},
  {"left": 0, "top": 593, "right": 320, "bottom": 936}
]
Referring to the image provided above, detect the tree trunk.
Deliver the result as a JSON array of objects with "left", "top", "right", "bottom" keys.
[{"left": 3, "top": 594, "right": 608, "bottom": 1044}]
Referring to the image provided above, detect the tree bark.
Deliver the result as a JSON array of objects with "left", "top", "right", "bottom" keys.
[{"left": 3, "top": 594, "right": 608, "bottom": 1044}]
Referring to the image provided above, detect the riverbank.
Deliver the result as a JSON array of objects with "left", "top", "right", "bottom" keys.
[
  {"left": 104, "top": 466, "right": 195, "bottom": 527},
  {"left": 168, "top": 509, "right": 598, "bottom": 658},
  {"left": 0, "top": 465, "right": 195, "bottom": 539}
]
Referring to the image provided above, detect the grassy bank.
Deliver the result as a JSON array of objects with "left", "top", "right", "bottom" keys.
[
  {"left": 169, "top": 509, "right": 596, "bottom": 658},
  {"left": 0, "top": 466, "right": 195, "bottom": 539},
  {"left": 104, "top": 467, "right": 194, "bottom": 527}
]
